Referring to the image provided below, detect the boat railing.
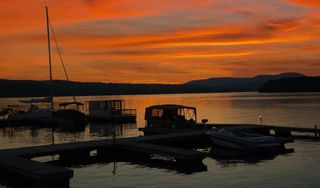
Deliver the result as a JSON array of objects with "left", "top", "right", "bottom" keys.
[{"left": 122, "top": 109, "right": 136, "bottom": 116}]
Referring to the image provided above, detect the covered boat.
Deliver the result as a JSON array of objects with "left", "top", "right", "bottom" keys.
[
  {"left": 0, "top": 108, "right": 10, "bottom": 126},
  {"left": 206, "top": 126, "right": 292, "bottom": 152},
  {"left": 8, "top": 105, "right": 55, "bottom": 125},
  {"left": 87, "top": 100, "right": 136, "bottom": 122},
  {"left": 145, "top": 104, "right": 197, "bottom": 128},
  {"left": 8, "top": 7, "right": 87, "bottom": 127},
  {"left": 53, "top": 102, "right": 87, "bottom": 126}
]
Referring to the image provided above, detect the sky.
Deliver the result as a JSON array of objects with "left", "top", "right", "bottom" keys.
[{"left": 0, "top": 0, "right": 320, "bottom": 83}]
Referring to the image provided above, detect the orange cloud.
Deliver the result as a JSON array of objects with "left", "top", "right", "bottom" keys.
[
  {"left": 288, "top": 0, "right": 320, "bottom": 7},
  {"left": 1, "top": 0, "right": 320, "bottom": 83}
]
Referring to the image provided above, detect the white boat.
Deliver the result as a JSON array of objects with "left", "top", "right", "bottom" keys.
[{"left": 206, "top": 126, "right": 290, "bottom": 152}]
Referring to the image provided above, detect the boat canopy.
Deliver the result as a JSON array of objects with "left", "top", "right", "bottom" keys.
[
  {"left": 145, "top": 104, "right": 197, "bottom": 123},
  {"left": 88, "top": 100, "right": 125, "bottom": 111},
  {"left": 59, "top": 102, "right": 84, "bottom": 107}
]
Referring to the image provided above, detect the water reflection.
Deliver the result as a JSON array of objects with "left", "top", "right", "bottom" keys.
[
  {"left": 0, "top": 122, "right": 139, "bottom": 149},
  {"left": 89, "top": 123, "right": 139, "bottom": 138},
  {"left": 209, "top": 147, "right": 294, "bottom": 167},
  {"left": 128, "top": 159, "right": 207, "bottom": 174},
  {"left": 48, "top": 152, "right": 208, "bottom": 175}
]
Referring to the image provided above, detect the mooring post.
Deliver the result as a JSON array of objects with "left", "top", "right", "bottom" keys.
[
  {"left": 112, "top": 131, "right": 117, "bottom": 145},
  {"left": 259, "top": 115, "right": 263, "bottom": 125},
  {"left": 315, "top": 124, "right": 318, "bottom": 138}
]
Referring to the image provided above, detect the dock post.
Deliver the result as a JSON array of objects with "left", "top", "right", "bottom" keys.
[
  {"left": 112, "top": 131, "right": 117, "bottom": 145},
  {"left": 31, "top": 178, "right": 71, "bottom": 188},
  {"left": 59, "top": 150, "right": 91, "bottom": 162}
]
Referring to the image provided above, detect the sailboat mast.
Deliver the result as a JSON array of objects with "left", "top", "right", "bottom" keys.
[{"left": 46, "top": 6, "right": 54, "bottom": 109}]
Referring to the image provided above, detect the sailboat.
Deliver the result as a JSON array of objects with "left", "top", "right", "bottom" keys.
[{"left": 9, "top": 6, "right": 87, "bottom": 127}]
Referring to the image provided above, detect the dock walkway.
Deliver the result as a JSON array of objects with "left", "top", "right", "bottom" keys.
[
  {"left": 0, "top": 130, "right": 207, "bottom": 188},
  {"left": 207, "top": 124, "right": 320, "bottom": 139},
  {"left": 0, "top": 154, "right": 73, "bottom": 188}
]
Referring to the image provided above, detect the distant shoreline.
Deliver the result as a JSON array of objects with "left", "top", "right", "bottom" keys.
[
  {"left": 1, "top": 75, "right": 319, "bottom": 98},
  {"left": 2, "top": 90, "right": 320, "bottom": 100},
  {"left": 1, "top": 91, "right": 222, "bottom": 99}
]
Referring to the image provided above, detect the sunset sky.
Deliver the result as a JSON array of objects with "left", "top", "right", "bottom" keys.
[{"left": 0, "top": 0, "right": 320, "bottom": 83}]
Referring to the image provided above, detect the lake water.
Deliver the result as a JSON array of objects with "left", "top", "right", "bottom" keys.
[{"left": 1, "top": 92, "right": 320, "bottom": 187}]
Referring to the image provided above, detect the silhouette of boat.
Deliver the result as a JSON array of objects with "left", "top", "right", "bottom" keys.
[
  {"left": 0, "top": 108, "right": 10, "bottom": 126},
  {"left": 8, "top": 7, "right": 86, "bottom": 127},
  {"left": 53, "top": 102, "right": 87, "bottom": 126},
  {"left": 87, "top": 100, "right": 136, "bottom": 123},
  {"left": 145, "top": 104, "right": 197, "bottom": 128},
  {"left": 206, "top": 126, "right": 293, "bottom": 152},
  {"left": 0, "top": 108, "right": 9, "bottom": 117}
]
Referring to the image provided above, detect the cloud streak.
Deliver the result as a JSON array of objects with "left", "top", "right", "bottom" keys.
[{"left": 0, "top": 0, "right": 320, "bottom": 83}]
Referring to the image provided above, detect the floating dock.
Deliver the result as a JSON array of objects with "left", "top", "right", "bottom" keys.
[
  {"left": 0, "top": 130, "right": 207, "bottom": 188},
  {"left": 206, "top": 124, "right": 320, "bottom": 139}
]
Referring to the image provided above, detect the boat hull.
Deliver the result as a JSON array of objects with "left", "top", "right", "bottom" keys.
[
  {"left": 9, "top": 109, "right": 88, "bottom": 127},
  {"left": 206, "top": 128, "right": 284, "bottom": 152},
  {"left": 53, "top": 109, "right": 88, "bottom": 127},
  {"left": 9, "top": 109, "right": 55, "bottom": 126}
]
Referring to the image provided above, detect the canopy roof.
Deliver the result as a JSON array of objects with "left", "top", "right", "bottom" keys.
[
  {"left": 19, "top": 97, "right": 52, "bottom": 104},
  {"left": 146, "top": 104, "right": 196, "bottom": 110},
  {"left": 59, "top": 102, "right": 84, "bottom": 107}
]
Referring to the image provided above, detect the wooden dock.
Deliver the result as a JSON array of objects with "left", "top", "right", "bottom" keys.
[
  {"left": 0, "top": 130, "right": 207, "bottom": 188},
  {"left": 0, "top": 154, "right": 73, "bottom": 188},
  {"left": 206, "top": 123, "right": 320, "bottom": 139},
  {"left": 141, "top": 123, "right": 320, "bottom": 141}
]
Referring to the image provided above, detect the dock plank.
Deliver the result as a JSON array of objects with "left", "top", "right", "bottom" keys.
[
  {"left": 263, "top": 125, "right": 318, "bottom": 133},
  {"left": 210, "top": 123, "right": 318, "bottom": 133},
  {"left": 1, "top": 140, "right": 113, "bottom": 157}
]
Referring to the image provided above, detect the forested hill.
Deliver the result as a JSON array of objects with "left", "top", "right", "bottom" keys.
[
  {"left": 258, "top": 77, "right": 320, "bottom": 92},
  {"left": 1, "top": 73, "right": 318, "bottom": 98},
  {"left": 0, "top": 79, "right": 214, "bottom": 98},
  {"left": 185, "top": 72, "right": 305, "bottom": 91}
]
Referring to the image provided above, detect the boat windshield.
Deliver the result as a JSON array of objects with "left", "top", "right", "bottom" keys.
[{"left": 150, "top": 106, "right": 196, "bottom": 121}]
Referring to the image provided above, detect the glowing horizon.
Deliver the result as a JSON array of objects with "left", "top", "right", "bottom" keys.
[{"left": 0, "top": 0, "right": 319, "bottom": 84}]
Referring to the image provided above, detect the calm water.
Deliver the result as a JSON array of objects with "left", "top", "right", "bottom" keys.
[{"left": 1, "top": 92, "right": 320, "bottom": 187}]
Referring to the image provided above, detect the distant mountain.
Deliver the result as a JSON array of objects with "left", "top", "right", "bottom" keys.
[
  {"left": 259, "top": 77, "right": 320, "bottom": 92},
  {"left": 0, "top": 72, "right": 311, "bottom": 98},
  {"left": 185, "top": 72, "right": 305, "bottom": 92},
  {"left": 0, "top": 79, "right": 214, "bottom": 98}
]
